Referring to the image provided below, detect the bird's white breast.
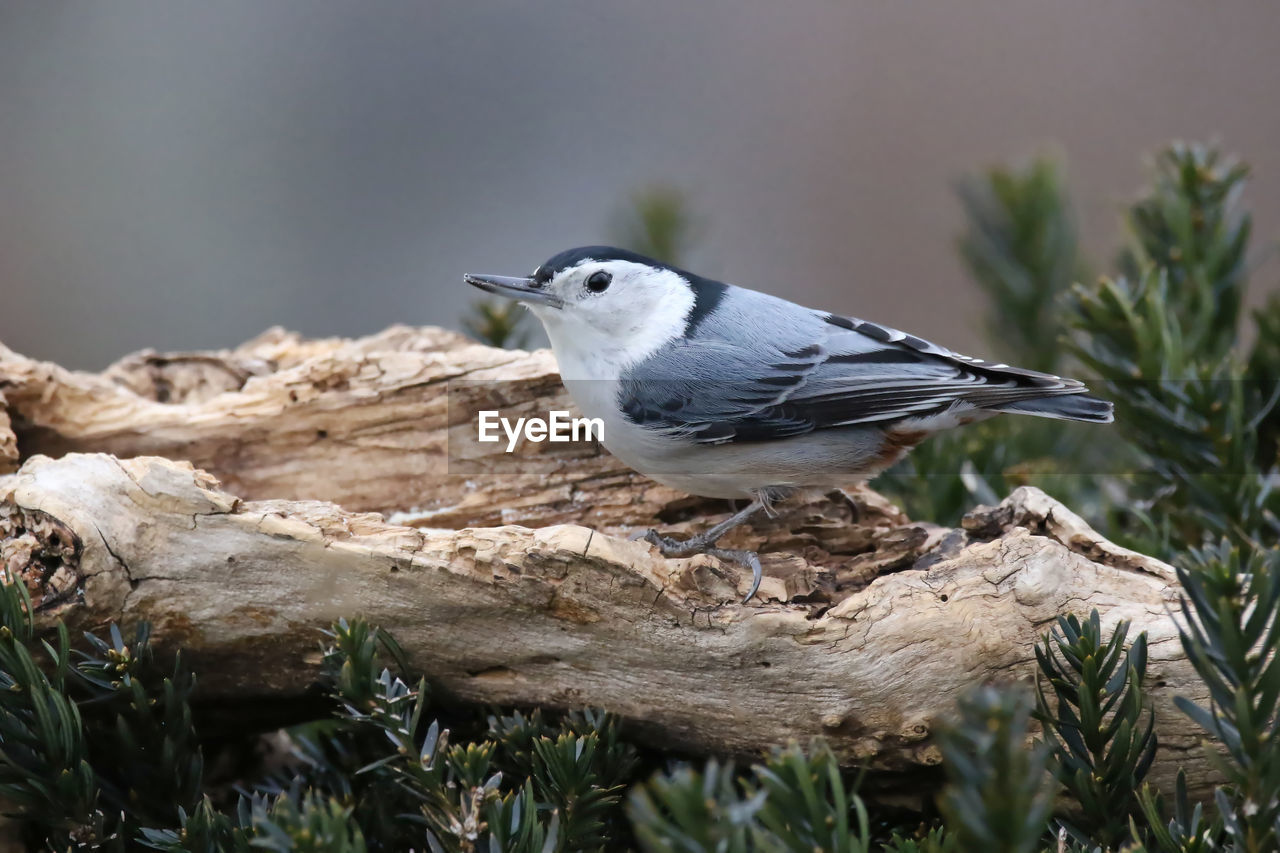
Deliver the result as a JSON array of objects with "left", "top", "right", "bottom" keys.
[{"left": 535, "top": 309, "right": 694, "bottom": 481}]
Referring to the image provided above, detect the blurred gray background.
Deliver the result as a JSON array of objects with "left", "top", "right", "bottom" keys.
[{"left": 1, "top": 1, "right": 1277, "bottom": 369}]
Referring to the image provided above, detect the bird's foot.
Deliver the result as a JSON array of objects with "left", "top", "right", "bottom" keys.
[
  {"left": 630, "top": 528, "right": 709, "bottom": 556},
  {"left": 629, "top": 529, "right": 763, "bottom": 603}
]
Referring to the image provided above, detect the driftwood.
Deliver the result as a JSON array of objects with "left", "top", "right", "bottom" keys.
[{"left": 0, "top": 327, "right": 1215, "bottom": 800}]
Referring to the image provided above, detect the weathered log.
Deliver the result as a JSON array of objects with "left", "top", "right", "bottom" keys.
[{"left": 0, "top": 329, "right": 1214, "bottom": 800}]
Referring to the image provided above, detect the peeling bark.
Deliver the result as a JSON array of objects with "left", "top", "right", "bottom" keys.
[{"left": 0, "top": 329, "right": 1217, "bottom": 801}]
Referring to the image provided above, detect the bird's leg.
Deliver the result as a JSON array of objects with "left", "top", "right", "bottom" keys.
[
  {"left": 650, "top": 498, "right": 766, "bottom": 552},
  {"left": 631, "top": 494, "right": 771, "bottom": 602}
]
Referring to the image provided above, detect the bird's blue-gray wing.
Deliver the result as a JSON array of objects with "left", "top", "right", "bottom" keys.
[{"left": 619, "top": 304, "right": 1102, "bottom": 444}]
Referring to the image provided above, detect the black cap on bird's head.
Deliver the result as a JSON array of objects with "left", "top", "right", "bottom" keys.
[
  {"left": 530, "top": 246, "right": 678, "bottom": 284},
  {"left": 465, "top": 244, "right": 665, "bottom": 307},
  {"left": 465, "top": 245, "right": 727, "bottom": 336},
  {"left": 465, "top": 246, "right": 683, "bottom": 310}
]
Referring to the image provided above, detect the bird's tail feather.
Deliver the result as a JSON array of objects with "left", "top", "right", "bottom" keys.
[{"left": 992, "top": 392, "right": 1114, "bottom": 424}]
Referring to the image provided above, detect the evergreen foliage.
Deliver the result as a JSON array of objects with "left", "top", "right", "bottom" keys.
[
  {"left": 883, "top": 143, "right": 1280, "bottom": 552},
  {"left": 1166, "top": 543, "right": 1280, "bottom": 851},
  {"left": 138, "top": 616, "right": 641, "bottom": 851},
  {"left": 1067, "top": 144, "right": 1278, "bottom": 553},
  {"left": 935, "top": 686, "right": 1054, "bottom": 853},
  {"left": 1035, "top": 611, "right": 1156, "bottom": 847},
  {"left": 626, "top": 745, "right": 876, "bottom": 853},
  {"left": 0, "top": 571, "right": 200, "bottom": 850},
  {"left": 1136, "top": 769, "right": 1220, "bottom": 853}
]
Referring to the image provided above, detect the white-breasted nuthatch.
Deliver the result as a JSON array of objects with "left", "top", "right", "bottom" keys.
[{"left": 465, "top": 246, "right": 1113, "bottom": 602}]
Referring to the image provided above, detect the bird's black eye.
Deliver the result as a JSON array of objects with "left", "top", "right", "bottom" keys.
[{"left": 585, "top": 271, "right": 612, "bottom": 293}]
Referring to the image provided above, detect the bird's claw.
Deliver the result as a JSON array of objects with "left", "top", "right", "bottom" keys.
[
  {"left": 631, "top": 529, "right": 763, "bottom": 604},
  {"left": 707, "top": 548, "right": 763, "bottom": 603}
]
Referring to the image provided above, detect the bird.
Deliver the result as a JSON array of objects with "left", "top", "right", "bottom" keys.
[{"left": 465, "top": 246, "right": 1113, "bottom": 602}]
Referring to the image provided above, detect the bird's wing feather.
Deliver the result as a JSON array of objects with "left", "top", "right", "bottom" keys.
[{"left": 619, "top": 308, "right": 1089, "bottom": 445}]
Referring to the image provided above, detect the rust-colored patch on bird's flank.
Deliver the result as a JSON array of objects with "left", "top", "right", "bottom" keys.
[{"left": 875, "top": 428, "right": 929, "bottom": 469}]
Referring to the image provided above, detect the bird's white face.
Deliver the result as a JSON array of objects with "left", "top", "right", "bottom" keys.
[
  {"left": 467, "top": 257, "right": 695, "bottom": 377},
  {"left": 534, "top": 259, "right": 693, "bottom": 353}
]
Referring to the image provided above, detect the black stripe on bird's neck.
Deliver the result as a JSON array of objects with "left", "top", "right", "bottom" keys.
[{"left": 683, "top": 274, "right": 729, "bottom": 337}]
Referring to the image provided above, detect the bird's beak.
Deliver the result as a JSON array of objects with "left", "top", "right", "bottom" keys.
[{"left": 464, "top": 274, "right": 563, "bottom": 309}]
